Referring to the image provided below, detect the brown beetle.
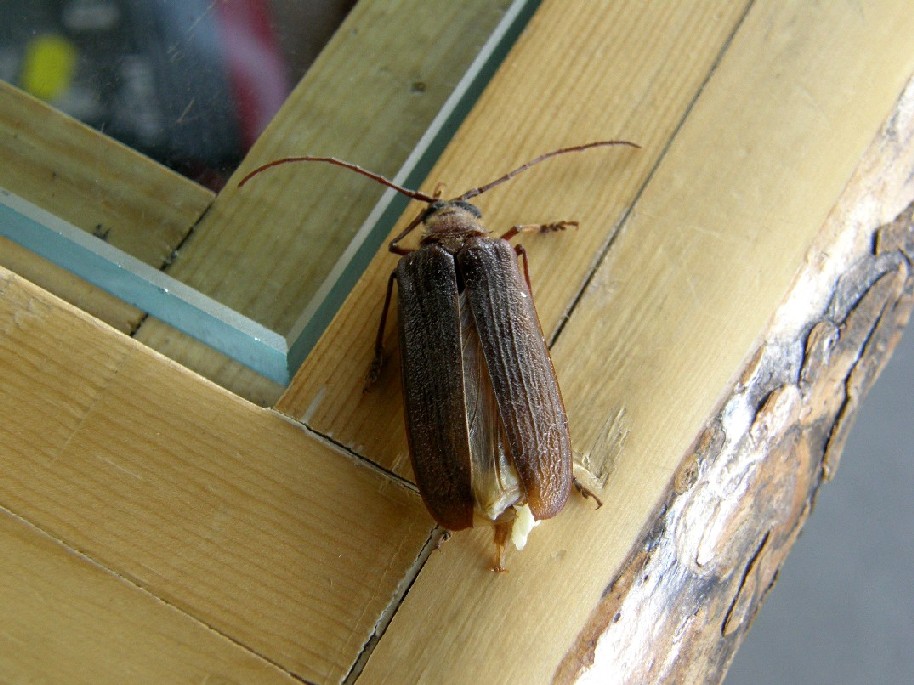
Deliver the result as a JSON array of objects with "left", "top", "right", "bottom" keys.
[{"left": 241, "top": 141, "right": 638, "bottom": 570}]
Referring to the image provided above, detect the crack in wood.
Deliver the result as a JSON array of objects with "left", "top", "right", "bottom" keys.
[{"left": 721, "top": 530, "right": 770, "bottom": 637}]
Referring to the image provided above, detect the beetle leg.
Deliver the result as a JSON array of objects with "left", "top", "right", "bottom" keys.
[
  {"left": 389, "top": 207, "right": 428, "bottom": 254},
  {"left": 574, "top": 478, "right": 604, "bottom": 509},
  {"left": 504, "top": 221, "right": 579, "bottom": 290},
  {"left": 500, "top": 220, "right": 579, "bottom": 242},
  {"left": 513, "top": 244, "right": 533, "bottom": 292},
  {"left": 365, "top": 270, "right": 398, "bottom": 391},
  {"left": 435, "top": 529, "right": 452, "bottom": 550},
  {"left": 491, "top": 520, "right": 512, "bottom": 573}
]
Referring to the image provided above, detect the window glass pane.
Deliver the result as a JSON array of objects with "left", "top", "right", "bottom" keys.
[{"left": 1, "top": 0, "right": 353, "bottom": 189}]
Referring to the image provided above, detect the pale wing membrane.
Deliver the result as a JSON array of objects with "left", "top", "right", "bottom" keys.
[{"left": 459, "top": 292, "right": 522, "bottom": 523}]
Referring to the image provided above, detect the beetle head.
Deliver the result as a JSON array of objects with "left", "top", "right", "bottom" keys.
[{"left": 419, "top": 199, "right": 487, "bottom": 251}]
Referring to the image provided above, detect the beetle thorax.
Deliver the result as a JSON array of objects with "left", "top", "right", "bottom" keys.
[{"left": 420, "top": 200, "right": 487, "bottom": 253}]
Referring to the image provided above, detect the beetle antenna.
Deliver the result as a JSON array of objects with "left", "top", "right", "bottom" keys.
[
  {"left": 457, "top": 140, "right": 640, "bottom": 201},
  {"left": 238, "top": 156, "right": 438, "bottom": 202}
]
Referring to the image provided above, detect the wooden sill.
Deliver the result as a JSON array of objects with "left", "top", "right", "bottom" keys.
[{"left": 2, "top": 1, "right": 914, "bottom": 683}]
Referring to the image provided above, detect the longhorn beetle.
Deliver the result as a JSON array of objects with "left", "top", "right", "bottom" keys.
[{"left": 240, "top": 140, "right": 639, "bottom": 570}]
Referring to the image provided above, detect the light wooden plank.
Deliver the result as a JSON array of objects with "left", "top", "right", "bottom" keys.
[
  {"left": 0, "top": 266, "right": 432, "bottom": 683},
  {"left": 134, "top": 319, "right": 286, "bottom": 406},
  {"left": 276, "top": 0, "right": 753, "bottom": 477},
  {"left": 269, "top": 0, "right": 914, "bottom": 682},
  {"left": 135, "top": 0, "right": 522, "bottom": 397},
  {"left": 0, "top": 509, "right": 297, "bottom": 684},
  {"left": 5, "top": 1, "right": 913, "bottom": 682},
  {"left": 0, "top": 236, "right": 142, "bottom": 334},
  {"left": 0, "top": 81, "right": 211, "bottom": 265},
  {"left": 0, "top": 82, "right": 212, "bottom": 333},
  {"left": 555, "top": 86, "right": 914, "bottom": 683}
]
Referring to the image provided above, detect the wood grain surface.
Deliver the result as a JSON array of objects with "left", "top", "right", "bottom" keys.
[
  {"left": 0, "top": 509, "right": 298, "bottom": 684},
  {"left": 278, "top": 0, "right": 914, "bottom": 682},
  {"left": 0, "top": 267, "right": 432, "bottom": 683},
  {"left": 3, "top": 0, "right": 914, "bottom": 682}
]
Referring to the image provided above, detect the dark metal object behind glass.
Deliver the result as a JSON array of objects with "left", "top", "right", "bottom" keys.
[{"left": 0, "top": 0, "right": 353, "bottom": 189}]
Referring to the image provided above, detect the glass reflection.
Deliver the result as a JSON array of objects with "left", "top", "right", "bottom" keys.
[{"left": 1, "top": 0, "right": 353, "bottom": 189}]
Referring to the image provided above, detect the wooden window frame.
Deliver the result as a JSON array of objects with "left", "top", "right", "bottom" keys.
[{"left": 2, "top": 1, "right": 914, "bottom": 682}]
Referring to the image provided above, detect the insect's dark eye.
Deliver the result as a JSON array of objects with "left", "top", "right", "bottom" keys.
[
  {"left": 455, "top": 200, "right": 482, "bottom": 218},
  {"left": 422, "top": 200, "right": 447, "bottom": 220}
]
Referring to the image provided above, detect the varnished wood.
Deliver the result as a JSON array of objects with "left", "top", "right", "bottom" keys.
[
  {"left": 0, "top": 82, "right": 210, "bottom": 265},
  {"left": 0, "top": 267, "right": 432, "bottom": 683},
  {"left": 0, "top": 509, "right": 297, "bottom": 684},
  {"left": 278, "top": 0, "right": 914, "bottom": 682},
  {"left": 0, "top": 237, "right": 142, "bottom": 334},
  {"left": 3, "top": 0, "right": 914, "bottom": 682},
  {"left": 1, "top": 2, "right": 518, "bottom": 403},
  {"left": 276, "top": 0, "right": 758, "bottom": 474},
  {"left": 555, "top": 88, "right": 914, "bottom": 684}
]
